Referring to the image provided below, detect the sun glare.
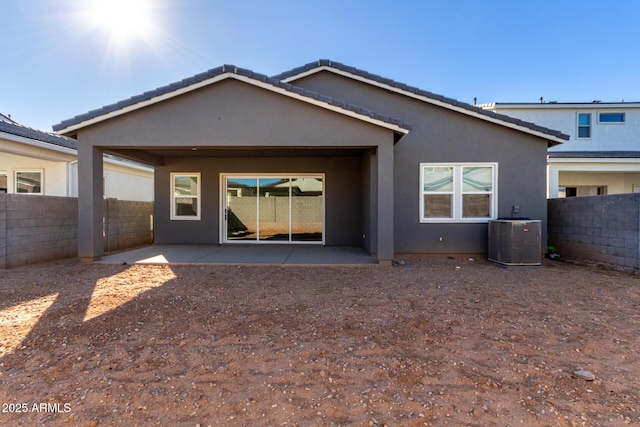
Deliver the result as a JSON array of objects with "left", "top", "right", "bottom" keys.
[{"left": 85, "top": 0, "right": 156, "bottom": 43}]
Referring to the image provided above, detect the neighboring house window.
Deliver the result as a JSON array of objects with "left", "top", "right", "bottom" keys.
[
  {"left": 0, "top": 171, "right": 7, "bottom": 193},
  {"left": 420, "top": 163, "right": 497, "bottom": 222},
  {"left": 598, "top": 112, "right": 625, "bottom": 123},
  {"left": 562, "top": 186, "right": 606, "bottom": 197},
  {"left": 15, "top": 170, "right": 43, "bottom": 194},
  {"left": 171, "top": 173, "right": 201, "bottom": 220},
  {"left": 577, "top": 113, "right": 591, "bottom": 138}
]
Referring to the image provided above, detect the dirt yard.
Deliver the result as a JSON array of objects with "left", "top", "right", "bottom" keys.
[{"left": 0, "top": 256, "right": 638, "bottom": 426}]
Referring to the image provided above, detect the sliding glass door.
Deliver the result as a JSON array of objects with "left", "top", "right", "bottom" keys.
[{"left": 224, "top": 175, "right": 323, "bottom": 243}]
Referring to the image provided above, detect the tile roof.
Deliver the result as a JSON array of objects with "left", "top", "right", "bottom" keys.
[
  {"left": 274, "top": 60, "right": 570, "bottom": 142},
  {"left": 0, "top": 112, "right": 18, "bottom": 124},
  {"left": 53, "top": 65, "right": 411, "bottom": 133},
  {"left": 0, "top": 120, "right": 77, "bottom": 150}
]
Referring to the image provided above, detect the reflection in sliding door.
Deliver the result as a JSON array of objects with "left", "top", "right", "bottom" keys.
[
  {"left": 224, "top": 175, "right": 323, "bottom": 243},
  {"left": 258, "top": 177, "right": 290, "bottom": 241},
  {"left": 226, "top": 178, "right": 257, "bottom": 241},
  {"left": 291, "top": 177, "right": 323, "bottom": 241}
]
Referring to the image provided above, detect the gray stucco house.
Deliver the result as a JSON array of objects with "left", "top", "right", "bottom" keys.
[{"left": 53, "top": 60, "right": 568, "bottom": 264}]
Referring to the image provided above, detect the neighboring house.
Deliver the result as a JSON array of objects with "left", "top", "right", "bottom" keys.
[
  {"left": 52, "top": 60, "right": 568, "bottom": 264},
  {"left": 479, "top": 102, "right": 640, "bottom": 198},
  {"left": 0, "top": 115, "right": 153, "bottom": 200}
]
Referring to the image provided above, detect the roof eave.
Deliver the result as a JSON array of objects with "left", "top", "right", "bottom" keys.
[{"left": 0, "top": 130, "right": 78, "bottom": 156}]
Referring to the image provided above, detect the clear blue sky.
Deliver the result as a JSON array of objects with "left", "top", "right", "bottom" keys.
[{"left": 3, "top": 0, "right": 640, "bottom": 132}]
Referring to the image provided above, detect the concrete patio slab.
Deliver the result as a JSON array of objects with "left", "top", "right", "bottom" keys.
[{"left": 98, "top": 245, "right": 377, "bottom": 266}]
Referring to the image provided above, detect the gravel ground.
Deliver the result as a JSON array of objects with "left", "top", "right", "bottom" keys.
[{"left": 0, "top": 255, "right": 639, "bottom": 426}]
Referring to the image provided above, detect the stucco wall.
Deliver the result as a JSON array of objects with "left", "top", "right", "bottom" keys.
[
  {"left": 0, "top": 194, "right": 153, "bottom": 268},
  {"left": 558, "top": 171, "right": 640, "bottom": 194},
  {"left": 154, "top": 156, "right": 363, "bottom": 246},
  {"left": 77, "top": 79, "right": 395, "bottom": 257},
  {"left": 548, "top": 194, "right": 640, "bottom": 269},
  {"left": 0, "top": 151, "right": 71, "bottom": 196},
  {"left": 294, "top": 72, "right": 551, "bottom": 253},
  {"left": 1, "top": 138, "right": 153, "bottom": 201},
  {"left": 486, "top": 107, "right": 640, "bottom": 152}
]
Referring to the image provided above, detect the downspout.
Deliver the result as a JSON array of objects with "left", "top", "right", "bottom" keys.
[{"left": 68, "top": 160, "right": 78, "bottom": 197}]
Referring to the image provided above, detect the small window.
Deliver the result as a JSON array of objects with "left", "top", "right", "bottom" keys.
[
  {"left": 15, "top": 171, "right": 43, "bottom": 194},
  {"left": 420, "top": 163, "right": 496, "bottom": 222},
  {"left": 0, "top": 171, "right": 7, "bottom": 193},
  {"left": 171, "top": 173, "right": 201, "bottom": 220},
  {"left": 598, "top": 112, "right": 625, "bottom": 123},
  {"left": 577, "top": 113, "right": 591, "bottom": 138}
]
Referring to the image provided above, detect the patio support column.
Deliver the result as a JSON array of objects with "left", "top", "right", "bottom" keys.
[
  {"left": 376, "top": 143, "right": 394, "bottom": 265},
  {"left": 78, "top": 144, "right": 104, "bottom": 261}
]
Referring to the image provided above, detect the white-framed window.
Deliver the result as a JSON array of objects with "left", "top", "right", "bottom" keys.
[
  {"left": 420, "top": 163, "right": 497, "bottom": 222},
  {"left": 0, "top": 171, "right": 7, "bottom": 193},
  {"left": 577, "top": 113, "right": 591, "bottom": 139},
  {"left": 15, "top": 170, "right": 43, "bottom": 194},
  {"left": 598, "top": 112, "right": 625, "bottom": 123},
  {"left": 171, "top": 173, "right": 201, "bottom": 220}
]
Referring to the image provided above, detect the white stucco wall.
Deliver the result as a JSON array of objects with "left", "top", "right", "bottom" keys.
[
  {"left": 547, "top": 159, "right": 640, "bottom": 197},
  {"left": 484, "top": 104, "right": 640, "bottom": 152},
  {"left": 0, "top": 151, "right": 73, "bottom": 196},
  {"left": 484, "top": 103, "right": 640, "bottom": 198},
  {"left": 104, "top": 162, "right": 154, "bottom": 201},
  {"left": 1, "top": 137, "right": 154, "bottom": 200}
]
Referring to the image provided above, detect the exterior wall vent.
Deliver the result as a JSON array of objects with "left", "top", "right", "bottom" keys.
[{"left": 488, "top": 219, "right": 541, "bottom": 266}]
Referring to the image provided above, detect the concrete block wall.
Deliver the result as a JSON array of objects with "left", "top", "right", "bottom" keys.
[
  {"left": 104, "top": 199, "right": 154, "bottom": 253},
  {"left": 0, "top": 194, "right": 78, "bottom": 269},
  {"left": 0, "top": 194, "right": 154, "bottom": 269},
  {"left": 548, "top": 193, "right": 640, "bottom": 269}
]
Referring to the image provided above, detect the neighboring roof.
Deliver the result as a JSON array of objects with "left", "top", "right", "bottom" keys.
[
  {"left": 53, "top": 65, "right": 411, "bottom": 136},
  {"left": 0, "top": 117, "right": 153, "bottom": 171},
  {"left": 481, "top": 102, "right": 640, "bottom": 110},
  {"left": 273, "top": 60, "right": 569, "bottom": 145},
  {"left": 0, "top": 119, "right": 77, "bottom": 150},
  {"left": 549, "top": 151, "right": 640, "bottom": 159},
  {"left": 0, "top": 112, "right": 18, "bottom": 124}
]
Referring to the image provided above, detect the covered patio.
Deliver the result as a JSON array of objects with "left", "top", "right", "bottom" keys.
[
  {"left": 98, "top": 245, "right": 377, "bottom": 266},
  {"left": 53, "top": 65, "right": 409, "bottom": 266}
]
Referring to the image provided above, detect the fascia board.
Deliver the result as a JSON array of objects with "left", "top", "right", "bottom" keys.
[
  {"left": 284, "top": 67, "right": 566, "bottom": 145},
  {"left": 0, "top": 131, "right": 77, "bottom": 158},
  {"left": 491, "top": 103, "right": 640, "bottom": 110},
  {"left": 548, "top": 156, "right": 640, "bottom": 164}
]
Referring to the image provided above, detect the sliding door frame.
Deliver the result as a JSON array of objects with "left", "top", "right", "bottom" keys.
[{"left": 220, "top": 173, "right": 325, "bottom": 245}]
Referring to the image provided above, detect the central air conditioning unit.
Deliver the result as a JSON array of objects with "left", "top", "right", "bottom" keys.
[{"left": 488, "top": 219, "right": 542, "bottom": 266}]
